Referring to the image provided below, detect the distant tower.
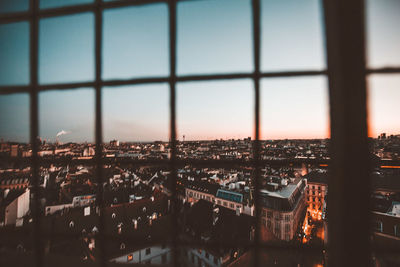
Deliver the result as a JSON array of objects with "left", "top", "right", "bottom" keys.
[{"left": 183, "top": 135, "right": 185, "bottom": 142}]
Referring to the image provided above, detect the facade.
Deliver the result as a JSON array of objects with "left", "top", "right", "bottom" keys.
[
  {"left": 4, "top": 189, "right": 30, "bottom": 226},
  {"left": 304, "top": 171, "right": 328, "bottom": 220},
  {"left": 260, "top": 177, "right": 307, "bottom": 241},
  {"left": 185, "top": 183, "right": 253, "bottom": 216},
  {"left": 110, "top": 245, "right": 171, "bottom": 265},
  {"left": 371, "top": 203, "right": 400, "bottom": 254},
  {"left": 0, "top": 177, "right": 29, "bottom": 190},
  {"left": 184, "top": 247, "right": 229, "bottom": 267},
  {"left": 72, "top": 194, "right": 96, "bottom": 208},
  {"left": 10, "top": 145, "right": 19, "bottom": 157},
  {"left": 45, "top": 203, "right": 74, "bottom": 216}
]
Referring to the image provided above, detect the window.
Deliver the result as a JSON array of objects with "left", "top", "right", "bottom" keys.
[
  {"left": 372, "top": 221, "right": 383, "bottom": 233},
  {"left": 261, "top": 209, "right": 266, "bottom": 217},
  {"left": 267, "top": 211, "right": 273, "bottom": 218},
  {"left": 285, "top": 234, "right": 290, "bottom": 241},
  {"left": 0, "top": 0, "right": 394, "bottom": 266},
  {"left": 395, "top": 225, "right": 400, "bottom": 238},
  {"left": 145, "top": 248, "right": 151, "bottom": 255}
]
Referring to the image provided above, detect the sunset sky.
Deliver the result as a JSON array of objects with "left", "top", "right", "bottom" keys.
[{"left": 0, "top": 0, "right": 399, "bottom": 143}]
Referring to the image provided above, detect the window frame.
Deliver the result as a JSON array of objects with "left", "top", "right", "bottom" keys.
[{"left": 0, "top": 0, "right": 399, "bottom": 267}]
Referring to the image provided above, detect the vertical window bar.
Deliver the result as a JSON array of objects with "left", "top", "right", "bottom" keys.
[
  {"left": 29, "top": 0, "right": 43, "bottom": 267},
  {"left": 168, "top": 0, "right": 179, "bottom": 266},
  {"left": 323, "top": 0, "right": 370, "bottom": 266},
  {"left": 94, "top": 1, "right": 106, "bottom": 266},
  {"left": 252, "top": 0, "right": 261, "bottom": 266}
]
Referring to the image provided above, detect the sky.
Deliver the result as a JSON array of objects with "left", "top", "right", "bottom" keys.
[{"left": 0, "top": 0, "right": 399, "bottom": 143}]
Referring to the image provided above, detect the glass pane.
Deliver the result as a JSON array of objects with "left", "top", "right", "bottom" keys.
[
  {"left": 39, "top": 13, "right": 94, "bottom": 84},
  {"left": 0, "top": 93, "right": 29, "bottom": 144},
  {"left": 177, "top": 79, "right": 253, "bottom": 143},
  {"left": 102, "top": 84, "right": 169, "bottom": 144},
  {"left": 367, "top": 0, "right": 400, "bottom": 68},
  {"left": 39, "top": 88, "right": 95, "bottom": 145},
  {"left": 261, "top": 0, "right": 325, "bottom": 71},
  {"left": 0, "top": 0, "right": 29, "bottom": 14},
  {"left": 368, "top": 75, "right": 400, "bottom": 137},
  {"left": 0, "top": 22, "right": 29, "bottom": 86},
  {"left": 261, "top": 76, "right": 329, "bottom": 140},
  {"left": 103, "top": 4, "right": 168, "bottom": 80},
  {"left": 0, "top": 93, "right": 31, "bottom": 264},
  {"left": 368, "top": 74, "right": 400, "bottom": 265},
  {"left": 177, "top": 0, "right": 253, "bottom": 75},
  {"left": 40, "top": 0, "right": 93, "bottom": 9}
]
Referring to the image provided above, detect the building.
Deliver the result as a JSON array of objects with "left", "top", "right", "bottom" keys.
[
  {"left": 0, "top": 175, "right": 29, "bottom": 190},
  {"left": 109, "top": 245, "right": 171, "bottom": 265},
  {"left": 110, "top": 140, "right": 120, "bottom": 147},
  {"left": 182, "top": 200, "right": 255, "bottom": 267},
  {"left": 304, "top": 170, "right": 328, "bottom": 220},
  {"left": 83, "top": 146, "right": 95, "bottom": 157},
  {"left": 10, "top": 145, "right": 19, "bottom": 157},
  {"left": 1, "top": 189, "right": 30, "bottom": 227},
  {"left": 184, "top": 181, "right": 254, "bottom": 216},
  {"left": 259, "top": 177, "right": 307, "bottom": 241}
]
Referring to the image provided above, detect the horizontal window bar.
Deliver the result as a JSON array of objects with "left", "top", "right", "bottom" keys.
[
  {"left": 366, "top": 67, "right": 400, "bottom": 74},
  {"left": 0, "top": 0, "right": 168, "bottom": 23},
  {"left": 0, "top": 70, "right": 327, "bottom": 95}
]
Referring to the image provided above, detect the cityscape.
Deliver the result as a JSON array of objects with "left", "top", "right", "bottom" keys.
[
  {"left": 0, "top": 133, "right": 399, "bottom": 266},
  {"left": 1, "top": 0, "right": 400, "bottom": 266}
]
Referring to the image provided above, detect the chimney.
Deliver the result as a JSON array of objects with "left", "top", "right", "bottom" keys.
[{"left": 236, "top": 207, "right": 241, "bottom": 216}]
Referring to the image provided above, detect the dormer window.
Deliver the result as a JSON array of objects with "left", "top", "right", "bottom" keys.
[
  {"left": 69, "top": 221, "right": 74, "bottom": 228},
  {"left": 117, "top": 223, "right": 123, "bottom": 234},
  {"left": 112, "top": 213, "right": 116, "bottom": 219},
  {"left": 120, "top": 243, "right": 125, "bottom": 250}
]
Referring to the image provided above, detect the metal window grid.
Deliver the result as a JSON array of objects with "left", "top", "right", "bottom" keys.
[{"left": 1, "top": 0, "right": 400, "bottom": 266}]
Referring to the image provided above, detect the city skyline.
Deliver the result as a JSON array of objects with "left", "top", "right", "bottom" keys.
[{"left": 1, "top": 0, "right": 399, "bottom": 142}]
